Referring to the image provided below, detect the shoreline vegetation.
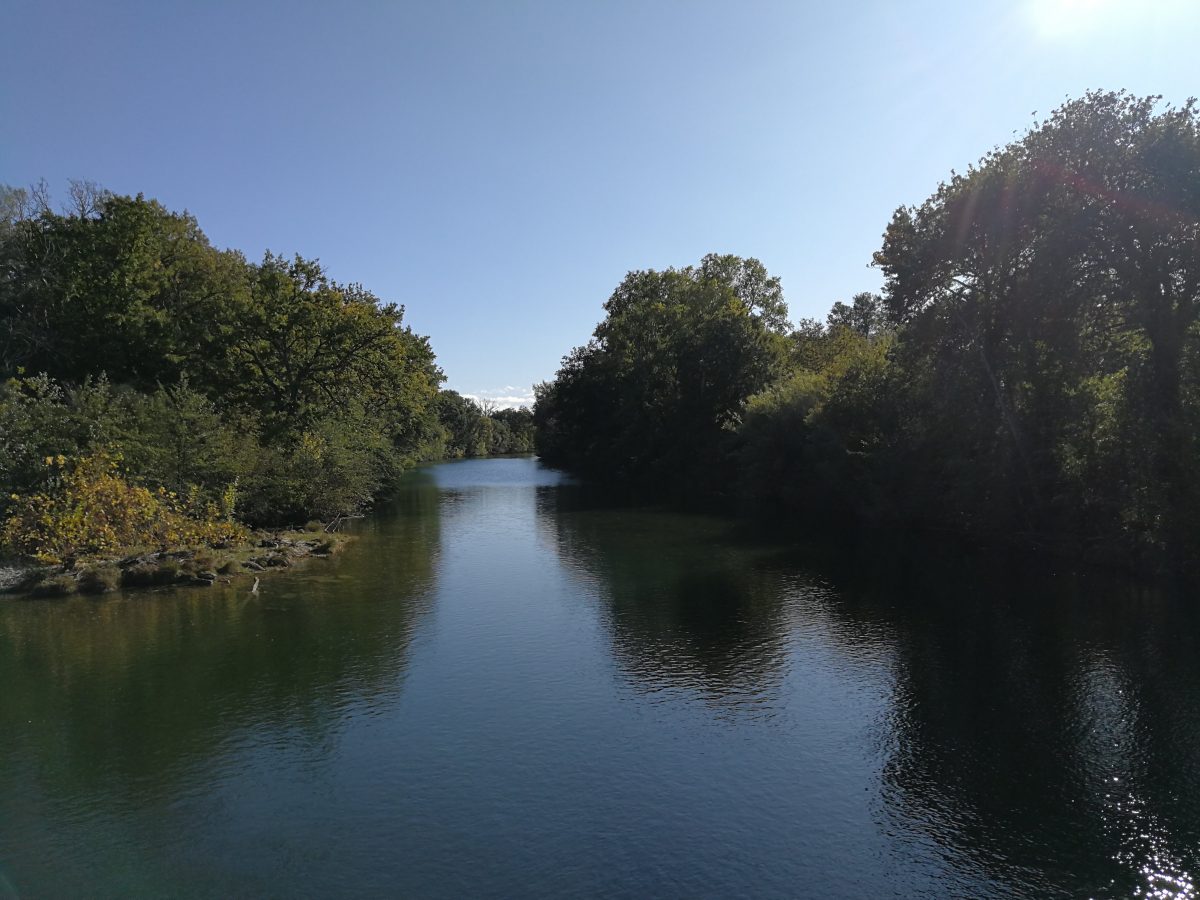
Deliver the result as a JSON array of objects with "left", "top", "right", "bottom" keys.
[
  {"left": 0, "top": 181, "right": 533, "bottom": 595},
  {"left": 5, "top": 90, "right": 1197, "bottom": 588},
  {"left": 534, "top": 92, "right": 1200, "bottom": 576},
  {"left": 0, "top": 526, "right": 353, "bottom": 599}
]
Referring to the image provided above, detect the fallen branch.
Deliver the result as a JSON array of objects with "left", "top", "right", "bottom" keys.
[{"left": 324, "top": 514, "right": 365, "bottom": 533}]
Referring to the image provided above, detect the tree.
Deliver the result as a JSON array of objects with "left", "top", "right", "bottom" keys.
[
  {"left": 0, "top": 184, "right": 450, "bottom": 528},
  {"left": 826, "top": 292, "right": 885, "bottom": 337},
  {"left": 435, "top": 390, "right": 488, "bottom": 457},
  {"left": 0, "top": 191, "right": 247, "bottom": 385},
  {"left": 873, "top": 91, "right": 1200, "bottom": 559},
  {"left": 205, "top": 253, "right": 440, "bottom": 435},
  {"left": 535, "top": 254, "right": 790, "bottom": 491},
  {"left": 489, "top": 406, "right": 535, "bottom": 453}
]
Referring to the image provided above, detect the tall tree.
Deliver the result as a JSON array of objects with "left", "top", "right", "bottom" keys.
[
  {"left": 874, "top": 91, "right": 1200, "bottom": 556},
  {"left": 536, "top": 254, "right": 789, "bottom": 491},
  {"left": 0, "top": 192, "right": 247, "bottom": 385}
]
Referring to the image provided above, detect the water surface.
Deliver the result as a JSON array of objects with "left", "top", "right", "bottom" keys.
[{"left": 1, "top": 457, "right": 1198, "bottom": 898}]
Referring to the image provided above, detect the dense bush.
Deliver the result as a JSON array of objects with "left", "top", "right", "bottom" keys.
[{"left": 2, "top": 453, "right": 246, "bottom": 564}]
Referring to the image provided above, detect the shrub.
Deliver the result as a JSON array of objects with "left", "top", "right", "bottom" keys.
[
  {"left": 0, "top": 375, "right": 125, "bottom": 503},
  {"left": 239, "top": 414, "right": 388, "bottom": 525},
  {"left": 115, "top": 381, "right": 260, "bottom": 497},
  {"left": 77, "top": 565, "right": 121, "bottom": 594},
  {"left": 182, "top": 552, "right": 216, "bottom": 575},
  {"left": 121, "top": 559, "right": 182, "bottom": 587},
  {"left": 121, "top": 564, "right": 159, "bottom": 587},
  {"left": 1, "top": 452, "right": 248, "bottom": 564}
]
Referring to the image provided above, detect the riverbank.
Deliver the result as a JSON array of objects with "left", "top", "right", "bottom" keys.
[{"left": 0, "top": 527, "right": 353, "bottom": 599}]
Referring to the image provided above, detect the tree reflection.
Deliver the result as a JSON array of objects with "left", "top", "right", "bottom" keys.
[
  {"left": 536, "top": 485, "right": 791, "bottom": 712},
  {"left": 0, "top": 472, "right": 442, "bottom": 801},
  {"left": 538, "top": 487, "right": 1200, "bottom": 896},
  {"left": 820, "top": 551, "right": 1200, "bottom": 897}
]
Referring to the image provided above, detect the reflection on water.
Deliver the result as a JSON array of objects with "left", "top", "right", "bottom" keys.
[
  {"left": 537, "top": 486, "right": 792, "bottom": 713},
  {"left": 824, "top": 559, "right": 1200, "bottom": 898},
  {"left": 1, "top": 457, "right": 1198, "bottom": 898},
  {"left": 540, "top": 481, "right": 1200, "bottom": 897},
  {"left": 0, "top": 482, "right": 440, "bottom": 897}
]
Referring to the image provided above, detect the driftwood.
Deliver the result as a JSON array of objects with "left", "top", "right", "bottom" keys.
[{"left": 324, "top": 514, "right": 364, "bottom": 533}]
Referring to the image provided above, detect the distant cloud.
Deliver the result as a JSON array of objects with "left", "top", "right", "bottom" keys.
[{"left": 459, "top": 390, "right": 535, "bottom": 410}]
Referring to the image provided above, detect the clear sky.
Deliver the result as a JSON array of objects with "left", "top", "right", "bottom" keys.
[{"left": 2, "top": 0, "right": 1197, "bottom": 406}]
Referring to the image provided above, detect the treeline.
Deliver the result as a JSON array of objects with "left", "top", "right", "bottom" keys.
[
  {"left": 436, "top": 391, "right": 535, "bottom": 458},
  {"left": 0, "top": 185, "right": 529, "bottom": 557},
  {"left": 535, "top": 91, "right": 1200, "bottom": 572}
]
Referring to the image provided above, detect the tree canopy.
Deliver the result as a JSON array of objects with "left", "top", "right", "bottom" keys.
[
  {"left": 535, "top": 253, "right": 789, "bottom": 492},
  {"left": 0, "top": 186, "right": 516, "bottom": 534},
  {"left": 871, "top": 90, "right": 1200, "bottom": 558}
]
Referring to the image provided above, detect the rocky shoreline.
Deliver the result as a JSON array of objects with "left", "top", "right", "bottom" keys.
[{"left": 0, "top": 529, "right": 352, "bottom": 598}]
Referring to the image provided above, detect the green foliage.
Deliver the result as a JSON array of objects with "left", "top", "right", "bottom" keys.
[
  {"left": 488, "top": 406, "right": 536, "bottom": 454},
  {"left": 539, "top": 93, "right": 1200, "bottom": 571},
  {"left": 535, "top": 254, "right": 789, "bottom": 492},
  {"left": 738, "top": 371, "right": 835, "bottom": 513},
  {"left": 826, "top": 292, "right": 886, "bottom": 338},
  {"left": 116, "top": 380, "right": 259, "bottom": 496},
  {"left": 871, "top": 90, "right": 1200, "bottom": 559},
  {"left": 433, "top": 391, "right": 535, "bottom": 458},
  {"left": 738, "top": 326, "right": 893, "bottom": 526},
  {"left": 77, "top": 564, "right": 121, "bottom": 595},
  {"left": 0, "top": 193, "right": 244, "bottom": 385},
  {"left": 435, "top": 390, "right": 489, "bottom": 458},
  {"left": 0, "top": 375, "right": 125, "bottom": 498},
  {"left": 1, "top": 453, "right": 247, "bottom": 564},
  {"left": 238, "top": 407, "right": 392, "bottom": 525},
  {"left": 0, "top": 375, "right": 257, "bottom": 521},
  {"left": 0, "top": 185, "right": 455, "bottom": 538},
  {"left": 200, "top": 253, "right": 442, "bottom": 440}
]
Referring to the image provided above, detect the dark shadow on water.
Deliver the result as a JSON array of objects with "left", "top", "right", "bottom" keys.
[
  {"left": 754, "top": 545, "right": 1200, "bottom": 897},
  {"left": 537, "top": 481, "right": 1200, "bottom": 897},
  {"left": 536, "top": 484, "right": 793, "bottom": 709},
  {"left": 829, "top": 565, "right": 1200, "bottom": 898}
]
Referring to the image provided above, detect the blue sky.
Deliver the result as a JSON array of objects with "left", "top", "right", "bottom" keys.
[{"left": 2, "top": 0, "right": 1197, "bottom": 406}]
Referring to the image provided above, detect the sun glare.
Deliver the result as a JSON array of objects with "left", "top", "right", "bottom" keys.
[{"left": 1025, "top": 0, "right": 1191, "bottom": 38}]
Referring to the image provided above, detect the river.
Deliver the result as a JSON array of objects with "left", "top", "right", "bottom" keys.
[{"left": 1, "top": 456, "right": 1198, "bottom": 898}]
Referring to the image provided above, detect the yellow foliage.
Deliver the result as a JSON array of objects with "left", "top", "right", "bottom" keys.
[{"left": 1, "top": 452, "right": 248, "bottom": 564}]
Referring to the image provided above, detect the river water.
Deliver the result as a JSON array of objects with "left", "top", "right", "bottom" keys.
[{"left": 1, "top": 457, "right": 1198, "bottom": 898}]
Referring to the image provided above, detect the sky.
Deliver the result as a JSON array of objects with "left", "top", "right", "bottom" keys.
[{"left": 2, "top": 0, "right": 1198, "bottom": 407}]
